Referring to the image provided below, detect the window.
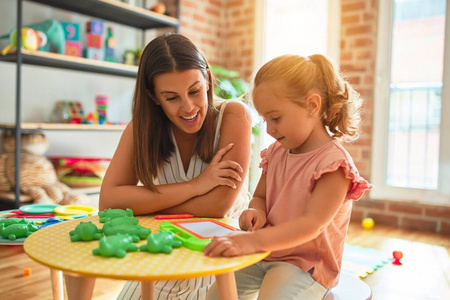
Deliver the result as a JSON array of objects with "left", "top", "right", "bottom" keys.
[
  {"left": 250, "top": 0, "right": 340, "bottom": 191},
  {"left": 372, "top": 0, "right": 450, "bottom": 204}
]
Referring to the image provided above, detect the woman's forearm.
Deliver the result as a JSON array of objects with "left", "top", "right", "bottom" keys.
[{"left": 99, "top": 180, "right": 201, "bottom": 215}]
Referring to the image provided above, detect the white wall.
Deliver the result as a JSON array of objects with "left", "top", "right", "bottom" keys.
[{"left": 0, "top": 2, "right": 140, "bottom": 157}]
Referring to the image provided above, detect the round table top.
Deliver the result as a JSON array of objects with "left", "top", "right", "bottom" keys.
[{"left": 24, "top": 215, "right": 269, "bottom": 281}]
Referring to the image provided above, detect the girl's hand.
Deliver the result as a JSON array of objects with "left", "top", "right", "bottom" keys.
[
  {"left": 203, "top": 231, "right": 260, "bottom": 257},
  {"left": 192, "top": 143, "right": 243, "bottom": 195},
  {"left": 239, "top": 208, "right": 266, "bottom": 231}
]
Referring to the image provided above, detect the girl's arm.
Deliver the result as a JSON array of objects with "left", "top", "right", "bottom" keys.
[
  {"left": 159, "top": 101, "right": 253, "bottom": 217},
  {"left": 239, "top": 173, "right": 267, "bottom": 231},
  {"left": 204, "top": 168, "right": 351, "bottom": 257}
]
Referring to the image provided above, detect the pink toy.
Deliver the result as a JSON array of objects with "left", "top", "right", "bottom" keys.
[
  {"left": 392, "top": 250, "right": 403, "bottom": 265},
  {"left": 65, "top": 41, "right": 81, "bottom": 57},
  {"left": 95, "top": 95, "right": 109, "bottom": 124}
]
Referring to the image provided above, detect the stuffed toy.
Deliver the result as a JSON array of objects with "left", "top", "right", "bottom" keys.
[{"left": 0, "top": 131, "right": 85, "bottom": 204}]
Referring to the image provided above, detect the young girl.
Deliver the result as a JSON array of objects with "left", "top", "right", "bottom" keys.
[
  {"left": 204, "top": 54, "right": 372, "bottom": 300},
  {"left": 98, "top": 33, "right": 252, "bottom": 299}
]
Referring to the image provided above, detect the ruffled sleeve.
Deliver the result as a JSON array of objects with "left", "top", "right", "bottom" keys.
[
  {"left": 259, "top": 148, "right": 269, "bottom": 174},
  {"left": 311, "top": 159, "right": 372, "bottom": 201}
]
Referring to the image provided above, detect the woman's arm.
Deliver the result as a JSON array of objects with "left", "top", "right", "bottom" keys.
[
  {"left": 204, "top": 168, "right": 351, "bottom": 256},
  {"left": 99, "top": 122, "right": 209, "bottom": 214},
  {"left": 160, "top": 101, "right": 253, "bottom": 217}
]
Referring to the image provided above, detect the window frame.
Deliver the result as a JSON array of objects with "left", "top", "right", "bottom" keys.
[{"left": 371, "top": 0, "right": 450, "bottom": 204}]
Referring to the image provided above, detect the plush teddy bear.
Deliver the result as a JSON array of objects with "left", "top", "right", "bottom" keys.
[{"left": 0, "top": 131, "right": 85, "bottom": 204}]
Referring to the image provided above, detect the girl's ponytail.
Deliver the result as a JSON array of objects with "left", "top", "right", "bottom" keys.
[{"left": 310, "top": 54, "right": 362, "bottom": 143}]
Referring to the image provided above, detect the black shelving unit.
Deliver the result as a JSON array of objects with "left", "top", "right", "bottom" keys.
[{"left": 0, "top": 0, "right": 180, "bottom": 209}]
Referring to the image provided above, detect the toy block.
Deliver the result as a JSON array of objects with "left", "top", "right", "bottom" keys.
[
  {"left": 61, "top": 22, "right": 80, "bottom": 41},
  {"left": 86, "top": 20, "right": 104, "bottom": 35},
  {"left": 65, "top": 41, "right": 82, "bottom": 57},
  {"left": 87, "top": 33, "right": 102, "bottom": 48},
  {"left": 84, "top": 47, "right": 104, "bottom": 61},
  {"left": 105, "top": 47, "right": 116, "bottom": 62}
]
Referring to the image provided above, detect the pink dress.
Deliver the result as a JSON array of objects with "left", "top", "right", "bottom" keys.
[{"left": 259, "top": 140, "right": 372, "bottom": 289}]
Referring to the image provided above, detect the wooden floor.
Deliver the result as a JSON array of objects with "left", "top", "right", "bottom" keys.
[{"left": 0, "top": 221, "right": 449, "bottom": 300}]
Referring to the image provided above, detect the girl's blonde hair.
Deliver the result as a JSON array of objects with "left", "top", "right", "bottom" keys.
[{"left": 253, "top": 54, "right": 363, "bottom": 142}]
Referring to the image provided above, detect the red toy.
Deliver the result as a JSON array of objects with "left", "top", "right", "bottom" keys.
[{"left": 392, "top": 250, "right": 403, "bottom": 265}]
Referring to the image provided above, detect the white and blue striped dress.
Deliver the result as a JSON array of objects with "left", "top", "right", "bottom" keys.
[{"left": 117, "top": 102, "right": 249, "bottom": 300}]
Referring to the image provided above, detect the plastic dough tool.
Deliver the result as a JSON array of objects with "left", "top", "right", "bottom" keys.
[
  {"left": 19, "top": 204, "right": 60, "bottom": 214},
  {"left": 159, "top": 219, "right": 240, "bottom": 251},
  {"left": 54, "top": 205, "right": 97, "bottom": 216}
]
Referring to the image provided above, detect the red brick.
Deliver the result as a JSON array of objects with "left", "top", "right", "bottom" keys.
[
  {"left": 350, "top": 209, "right": 364, "bottom": 221},
  {"left": 388, "top": 203, "right": 423, "bottom": 215},
  {"left": 342, "top": 2, "right": 366, "bottom": 13},
  {"left": 205, "top": 7, "right": 220, "bottom": 17},
  {"left": 424, "top": 206, "right": 450, "bottom": 218},
  {"left": 352, "top": 38, "right": 373, "bottom": 47},
  {"left": 401, "top": 217, "right": 438, "bottom": 232},
  {"left": 182, "top": 0, "right": 199, "bottom": 9},
  {"left": 356, "top": 49, "right": 372, "bottom": 60},
  {"left": 346, "top": 25, "right": 372, "bottom": 36},
  {"left": 441, "top": 221, "right": 450, "bottom": 235},
  {"left": 342, "top": 15, "right": 360, "bottom": 25},
  {"left": 193, "top": 14, "right": 205, "bottom": 22},
  {"left": 354, "top": 199, "right": 386, "bottom": 210},
  {"left": 368, "top": 212, "right": 399, "bottom": 227}
]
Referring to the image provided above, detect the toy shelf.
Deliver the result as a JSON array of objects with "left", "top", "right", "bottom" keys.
[
  {"left": 0, "top": 122, "right": 126, "bottom": 131},
  {"left": 0, "top": 50, "right": 138, "bottom": 77},
  {"left": 28, "top": 0, "right": 179, "bottom": 30}
]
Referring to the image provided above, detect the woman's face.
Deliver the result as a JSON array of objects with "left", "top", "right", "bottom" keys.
[{"left": 152, "top": 69, "right": 209, "bottom": 135}]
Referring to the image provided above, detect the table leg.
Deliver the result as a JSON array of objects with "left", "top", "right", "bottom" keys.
[
  {"left": 215, "top": 272, "right": 238, "bottom": 300},
  {"left": 63, "top": 273, "right": 96, "bottom": 300},
  {"left": 50, "top": 269, "right": 63, "bottom": 300},
  {"left": 141, "top": 281, "right": 155, "bottom": 300}
]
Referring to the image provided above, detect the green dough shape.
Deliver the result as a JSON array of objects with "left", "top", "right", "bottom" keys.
[
  {"left": 140, "top": 231, "right": 182, "bottom": 254},
  {"left": 0, "top": 223, "right": 39, "bottom": 240},
  {"left": 98, "top": 208, "right": 134, "bottom": 223},
  {"left": 102, "top": 216, "right": 151, "bottom": 242},
  {"left": 69, "top": 221, "right": 103, "bottom": 242},
  {"left": 92, "top": 234, "right": 138, "bottom": 258}
]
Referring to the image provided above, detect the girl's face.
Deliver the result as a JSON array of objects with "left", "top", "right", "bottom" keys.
[
  {"left": 253, "top": 81, "right": 317, "bottom": 154},
  {"left": 153, "top": 69, "right": 209, "bottom": 135}
]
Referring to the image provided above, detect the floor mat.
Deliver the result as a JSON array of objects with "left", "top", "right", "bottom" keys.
[{"left": 341, "top": 244, "right": 392, "bottom": 278}]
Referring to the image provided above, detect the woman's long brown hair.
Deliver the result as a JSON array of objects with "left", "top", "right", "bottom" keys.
[{"left": 132, "top": 33, "right": 218, "bottom": 191}]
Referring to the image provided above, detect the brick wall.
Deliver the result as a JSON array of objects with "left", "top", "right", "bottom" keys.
[
  {"left": 171, "top": 0, "right": 449, "bottom": 234},
  {"left": 340, "top": 0, "right": 377, "bottom": 181},
  {"left": 177, "top": 0, "right": 255, "bottom": 78}
]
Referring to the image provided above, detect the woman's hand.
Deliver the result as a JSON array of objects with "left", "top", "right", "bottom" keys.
[
  {"left": 191, "top": 143, "right": 243, "bottom": 196},
  {"left": 239, "top": 208, "right": 266, "bottom": 231},
  {"left": 203, "top": 231, "right": 260, "bottom": 257}
]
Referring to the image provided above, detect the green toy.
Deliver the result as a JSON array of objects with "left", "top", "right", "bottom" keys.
[
  {"left": 0, "top": 218, "right": 34, "bottom": 227},
  {"left": 0, "top": 223, "right": 39, "bottom": 240},
  {"left": 98, "top": 208, "right": 134, "bottom": 223},
  {"left": 159, "top": 219, "right": 239, "bottom": 251},
  {"left": 26, "top": 19, "right": 65, "bottom": 54},
  {"left": 69, "top": 221, "right": 103, "bottom": 242},
  {"left": 92, "top": 234, "right": 138, "bottom": 258},
  {"left": 102, "top": 216, "right": 151, "bottom": 242},
  {"left": 140, "top": 231, "right": 182, "bottom": 254}
]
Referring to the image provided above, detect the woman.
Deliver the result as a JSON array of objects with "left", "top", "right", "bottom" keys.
[{"left": 100, "top": 33, "right": 252, "bottom": 299}]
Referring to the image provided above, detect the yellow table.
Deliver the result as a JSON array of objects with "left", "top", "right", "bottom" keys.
[{"left": 24, "top": 215, "right": 270, "bottom": 300}]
